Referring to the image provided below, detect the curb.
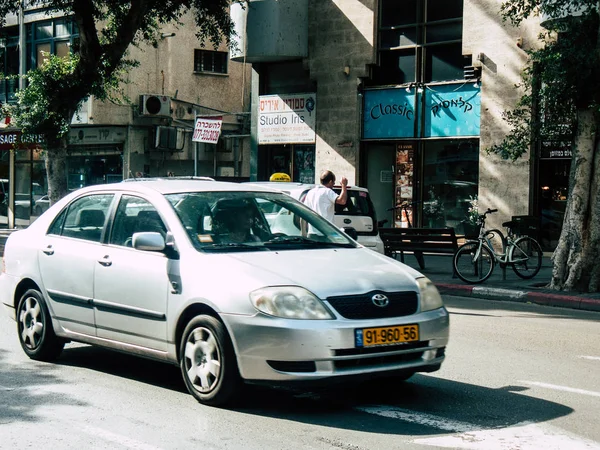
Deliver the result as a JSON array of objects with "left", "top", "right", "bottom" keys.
[{"left": 435, "top": 283, "right": 600, "bottom": 313}]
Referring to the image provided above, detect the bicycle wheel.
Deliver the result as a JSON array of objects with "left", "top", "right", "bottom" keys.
[
  {"left": 453, "top": 241, "right": 495, "bottom": 284},
  {"left": 510, "top": 236, "right": 542, "bottom": 279}
]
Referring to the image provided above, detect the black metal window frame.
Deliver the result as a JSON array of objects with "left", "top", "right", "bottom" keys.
[
  {"left": 0, "top": 26, "right": 21, "bottom": 104},
  {"left": 193, "top": 49, "right": 228, "bottom": 75},
  {"left": 25, "top": 17, "right": 79, "bottom": 72},
  {"left": 377, "top": 0, "right": 465, "bottom": 84}
]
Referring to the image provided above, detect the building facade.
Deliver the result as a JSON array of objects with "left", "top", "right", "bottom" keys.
[
  {"left": 0, "top": 6, "right": 251, "bottom": 229},
  {"left": 232, "top": 0, "right": 569, "bottom": 251}
]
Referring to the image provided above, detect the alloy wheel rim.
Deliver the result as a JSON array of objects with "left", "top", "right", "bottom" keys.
[
  {"left": 19, "top": 296, "right": 44, "bottom": 350},
  {"left": 184, "top": 327, "right": 221, "bottom": 393}
]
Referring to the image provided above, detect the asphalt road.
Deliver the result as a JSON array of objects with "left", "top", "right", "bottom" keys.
[{"left": 1, "top": 296, "right": 599, "bottom": 450}]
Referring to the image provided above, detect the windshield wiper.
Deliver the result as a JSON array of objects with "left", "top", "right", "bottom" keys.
[
  {"left": 264, "top": 236, "right": 351, "bottom": 247},
  {"left": 202, "top": 242, "right": 264, "bottom": 252}
]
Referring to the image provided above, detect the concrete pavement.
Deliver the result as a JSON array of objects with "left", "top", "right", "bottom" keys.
[{"left": 397, "top": 252, "right": 600, "bottom": 312}]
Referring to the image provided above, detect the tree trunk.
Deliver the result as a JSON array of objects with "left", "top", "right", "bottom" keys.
[
  {"left": 550, "top": 109, "right": 600, "bottom": 292},
  {"left": 45, "top": 137, "right": 69, "bottom": 205}
]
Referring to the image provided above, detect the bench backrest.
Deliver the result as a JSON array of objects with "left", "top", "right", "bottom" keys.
[{"left": 379, "top": 227, "right": 458, "bottom": 252}]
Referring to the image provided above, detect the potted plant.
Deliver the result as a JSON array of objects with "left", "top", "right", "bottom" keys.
[{"left": 462, "top": 195, "right": 480, "bottom": 238}]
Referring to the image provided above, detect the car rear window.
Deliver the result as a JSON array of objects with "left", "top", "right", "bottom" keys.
[{"left": 333, "top": 189, "right": 376, "bottom": 218}]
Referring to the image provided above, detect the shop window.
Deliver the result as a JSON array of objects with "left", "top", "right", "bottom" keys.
[
  {"left": 422, "top": 139, "right": 479, "bottom": 231},
  {"left": 194, "top": 50, "right": 228, "bottom": 74}
]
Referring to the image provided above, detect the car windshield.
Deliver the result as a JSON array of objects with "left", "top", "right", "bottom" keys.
[{"left": 165, "top": 191, "right": 356, "bottom": 252}]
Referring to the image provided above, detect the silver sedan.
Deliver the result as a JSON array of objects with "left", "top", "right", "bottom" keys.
[{"left": 0, "top": 179, "right": 449, "bottom": 406}]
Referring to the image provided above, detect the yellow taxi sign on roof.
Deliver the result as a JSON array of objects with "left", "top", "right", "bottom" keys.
[{"left": 269, "top": 172, "right": 291, "bottom": 182}]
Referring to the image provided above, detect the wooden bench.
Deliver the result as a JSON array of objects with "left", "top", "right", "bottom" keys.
[{"left": 379, "top": 227, "right": 459, "bottom": 274}]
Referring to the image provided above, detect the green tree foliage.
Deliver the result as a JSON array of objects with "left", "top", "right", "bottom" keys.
[
  {"left": 0, "top": 0, "right": 235, "bottom": 202},
  {"left": 489, "top": 1, "right": 599, "bottom": 160},
  {"left": 490, "top": 0, "right": 600, "bottom": 291}
]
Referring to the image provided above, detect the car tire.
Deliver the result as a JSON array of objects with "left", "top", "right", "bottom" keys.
[
  {"left": 16, "top": 289, "right": 65, "bottom": 361},
  {"left": 179, "top": 315, "right": 242, "bottom": 406}
]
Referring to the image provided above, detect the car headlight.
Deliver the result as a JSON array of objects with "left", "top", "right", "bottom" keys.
[
  {"left": 250, "top": 286, "right": 334, "bottom": 320},
  {"left": 416, "top": 277, "right": 444, "bottom": 311}
]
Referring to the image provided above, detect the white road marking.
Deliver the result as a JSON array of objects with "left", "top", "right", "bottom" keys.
[
  {"left": 415, "top": 421, "right": 600, "bottom": 450},
  {"left": 519, "top": 380, "right": 600, "bottom": 398},
  {"left": 0, "top": 385, "right": 14, "bottom": 391},
  {"left": 356, "top": 406, "right": 478, "bottom": 432},
  {"left": 580, "top": 355, "right": 600, "bottom": 361},
  {"left": 81, "top": 425, "right": 163, "bottom": 450},
  {"left": 358, "top": 407, "right": 600, "bottom": 450}
]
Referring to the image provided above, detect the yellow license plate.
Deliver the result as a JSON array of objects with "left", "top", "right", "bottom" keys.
[{"left": 355, "top": 324, "right": 419, "bottom": 347}]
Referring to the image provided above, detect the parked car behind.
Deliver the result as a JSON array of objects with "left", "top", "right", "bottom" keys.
[
  {"left": 245, "top": 182, "right": 385, "bottom": 254},
  {"left": 0, "top": 179, "right": 448, "bottom": 406}
]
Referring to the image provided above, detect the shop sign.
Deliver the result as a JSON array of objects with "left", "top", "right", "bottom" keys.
[
  {"left": 424, "top": 84, "right": 481, "bottom": 137},
  {"left": 192, "top": 116, "right": 223, "bottom": 144},
  {"left": 258, "top": 93, "right": 316, "bottom": 144},
  {"left": 0, "top": 130, "right": 45, "bottom": 151},
  {"left": 541, "top": 140, "right": 573, "bottom": 159},
  {"left": 363, "top": 89, "right": 416, "bottom": 139},
  {"left": 69, "top": 126, "right": 127, "bottom": 145}
]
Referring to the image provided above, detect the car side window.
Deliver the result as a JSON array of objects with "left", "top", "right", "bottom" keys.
[
  {"left": 109, "top": 195, "right": 167, "bottom": 247},
  {"left": 58, "top": 194, "right": 114, "bottom": 243}
]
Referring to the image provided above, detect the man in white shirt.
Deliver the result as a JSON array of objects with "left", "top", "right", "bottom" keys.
[{"left": 303, "top": 170, "right": 348, "bottom": 232}]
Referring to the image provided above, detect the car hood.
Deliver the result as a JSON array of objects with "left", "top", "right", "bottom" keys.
[{"left": 221, "top": 248, "right": 423, "bottom": 299}]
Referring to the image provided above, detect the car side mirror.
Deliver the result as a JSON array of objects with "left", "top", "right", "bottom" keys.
[
  {"left": 341, "top": 226, "right": 358, "bottom": 240},
  {"left": 132, "top": 232, "right": 165, "bottom": 252}
]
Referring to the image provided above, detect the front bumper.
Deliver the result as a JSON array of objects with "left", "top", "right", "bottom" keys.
[
  {"left": 0, "top": 273, "right": 18, "bottom": 321},
  {"left": 222, "top": 307, "right": 449, "bottom": 382}
]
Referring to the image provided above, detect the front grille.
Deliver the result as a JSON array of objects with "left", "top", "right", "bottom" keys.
[
  {"left": 326, "top": 291, "right": 418, "bottom": 319},
  {"left": 334, "top": 352, "right": 423, "bottom": 370},
  {"left": 334, "top": 341, "right": 429, "bottom": 357}
]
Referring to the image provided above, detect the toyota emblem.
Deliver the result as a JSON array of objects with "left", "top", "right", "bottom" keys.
[{"left": 371, "top": 293, "right": 389, "bottom": 307}]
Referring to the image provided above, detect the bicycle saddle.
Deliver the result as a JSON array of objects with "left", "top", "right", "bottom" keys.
[{"left": 502, "top": 221, "right": 516, "bottom": 228}]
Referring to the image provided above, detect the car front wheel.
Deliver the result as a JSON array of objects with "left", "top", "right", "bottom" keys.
[
  {"left": 179, "top": 315, "right": 241, "bottom": 406},
  {"left": 17, "top": 289, "right": 65, "bottom": 361}
]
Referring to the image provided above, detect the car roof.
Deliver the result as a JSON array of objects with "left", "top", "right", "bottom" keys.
[
  {"left": 79, "top": 178, "right": 283, "bottom": 196},
  {"left": 244, "top": 181, "right": 369, "bottom": 193}
]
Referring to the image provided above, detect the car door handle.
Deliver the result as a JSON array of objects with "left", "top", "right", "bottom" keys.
[
  {"left": 98, "top": 255, "right": 112, "bottom": 267},
  {"left": 42, "top": 245, "right": 54, "bottom": 256}
]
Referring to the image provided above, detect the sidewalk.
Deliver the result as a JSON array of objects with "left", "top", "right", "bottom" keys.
[{"left": 399, "top": 252, "right": 600, "bottom": 312}]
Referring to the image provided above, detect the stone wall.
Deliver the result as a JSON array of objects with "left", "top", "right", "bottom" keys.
[
  {"left": 463, "top": 0, "right": 544, "bottom": 229},
  {"left": 307, "top": 0, "right": 376, "bottom": 184}
]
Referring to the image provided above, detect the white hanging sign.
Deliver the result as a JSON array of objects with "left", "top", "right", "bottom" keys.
[{"left": 192, "top": 116, "right": 223, "bottom": 144}]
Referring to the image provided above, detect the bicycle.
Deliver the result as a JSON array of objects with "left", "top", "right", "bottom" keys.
[{"left": 453, "top": 208, "right": 543, "bottom": 284}]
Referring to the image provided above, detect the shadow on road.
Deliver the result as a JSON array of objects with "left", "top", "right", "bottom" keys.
[
  {"left": 0, "top": 348, "right": 87, "bottom": 424},
  {"left": 51, "top": 345, "right": 573, "bottom": 437},
  {"left": 55, "top": 345, "right": 187, "bottom": 394}
]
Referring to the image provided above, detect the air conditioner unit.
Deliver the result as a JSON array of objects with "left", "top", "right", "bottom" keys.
[
  {"left": 154, "top": 126, "right": 185, "bottom": 151},
  {"left": 139, "top": 94, "right": 171, "bottom": 117}
]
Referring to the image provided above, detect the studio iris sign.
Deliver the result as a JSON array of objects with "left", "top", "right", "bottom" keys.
[{"left": 363, "top": 84, "right": 481, "bottom": 139}]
